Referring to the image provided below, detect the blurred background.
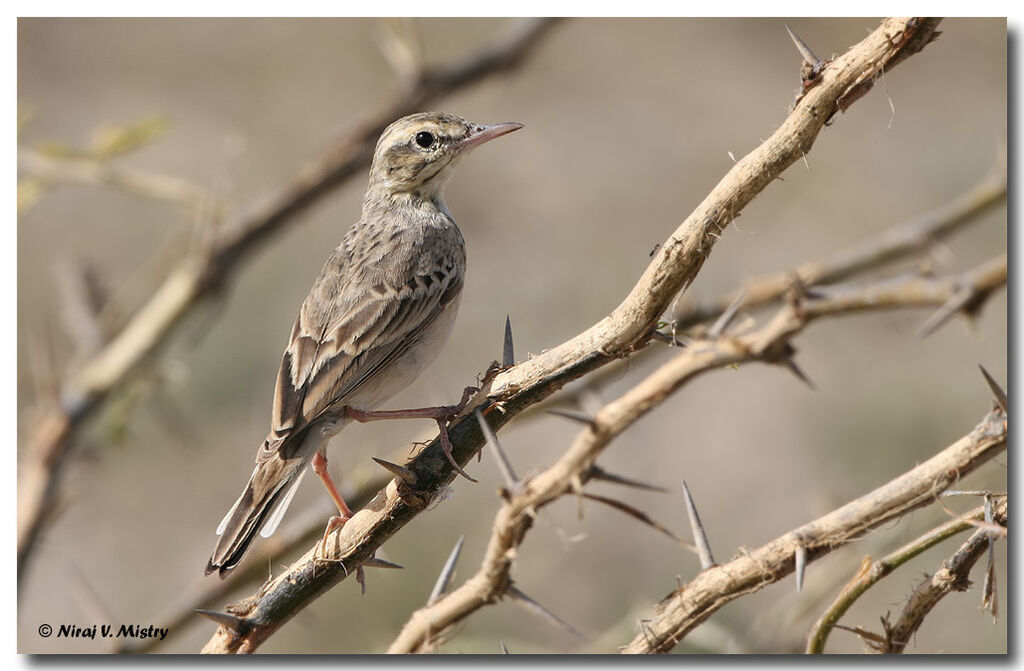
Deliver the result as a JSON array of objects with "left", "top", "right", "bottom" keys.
[{"left": 17, "top": 18, "right": 1006, "bottom": 654}]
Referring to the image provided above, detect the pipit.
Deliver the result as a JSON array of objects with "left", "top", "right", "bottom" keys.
[{"left": 206, "top": 112, "right": 522, "bottom": 578}]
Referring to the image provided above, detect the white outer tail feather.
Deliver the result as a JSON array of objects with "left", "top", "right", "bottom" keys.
[{"left": 261, "top": 468, "right": 307, "bottom": 538}]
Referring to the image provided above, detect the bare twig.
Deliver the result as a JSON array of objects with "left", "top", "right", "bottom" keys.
[
  {"left": 18, "top": 147, "right": 209, "bottom": 205},
  {"left": 672, "top": 166, "right": 1005, "bottom": 331},
  {"left": 620, "top": 407, "right": 1006, "bottom": 653},
  {"left": 17, "top": 17, "right": 562, "bottom": 578},
  {"left": 806, "top": 501, "right": 998, "bottom": 653},
  {"left": 870, "top": 498, "right": 1007, "bottom": 653},
  {"left": 200, "top": 18, "right": 944, "bottom": 654}
]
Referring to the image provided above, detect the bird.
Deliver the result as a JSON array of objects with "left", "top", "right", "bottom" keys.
[{"left": 206, "top": 112, "right": 523, "bottom": 578}]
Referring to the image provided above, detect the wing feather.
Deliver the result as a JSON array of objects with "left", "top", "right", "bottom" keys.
[{"left": 256, "top": 232, "right": 462, "bottom": 464}]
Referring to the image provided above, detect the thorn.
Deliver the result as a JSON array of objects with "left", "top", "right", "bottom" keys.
[
  {"left": 546, "top": 408, "right": 595, "bottom": 426},
  {"left": 581, "top": 493, "right": 690, "bottom": 546},
  {"left": 681, "top": 480, "right": 716, "bottom": 569},
  {"left": 356, "top": 565, "right": 367, "bottom": 595},
  {"left": 503, "top": 315, "right": 515, "bottom": 368},
  {"left": 372, "top": 457, "right": 417, "bottom": 485},
  {"left": 474, "top": 408, "right": 519, "bottom": 490},
  {"left": 363, "top": 556, "right": 404, "bottom": 570},
  {"left": 707, "top": 291, "right": 747, "bottom": 340},
  {"left": 506, "top": 584, "right": 586, "bottom": 641},
  {"left": 941, "top": 489, "right": 1003, "bottom": 498},
  {"left": 978, "top": 365, "right": 1007, "bottom": 413},
  {"left": 499, "top": 640, "right": 510, "bottom": 654},
  {"left": 194, "top": 608, "right": 245, "bottom": 632},
  {"left": 795, "top": 545, "right": 807, "bottom": 593},
  {"left": 588, "top": 465, "right": 669, "bottom": 493},
  {"left": 916, "top": 287, "right": 973, "bottom": 338},
  {"left": 651, "top": 330, "right": 690, "bottom": 348},
  {"left": 782, "top": 356, "right": 816, "bottom": 390},
  {"left": 982, "top": 496, "right": 998, "bottom": 619},
  {"left": 785, "top": 24, "right": 822, "bottom": 72},
  {"left": 428, "top": 535, "right": 465, "bottom": 605}
]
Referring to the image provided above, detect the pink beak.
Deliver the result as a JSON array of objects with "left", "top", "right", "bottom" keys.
[{"left": 458, "top": 122, "right": 524, "bottom": 152}]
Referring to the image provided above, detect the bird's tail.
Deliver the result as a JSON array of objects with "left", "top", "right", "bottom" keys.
[{"left": 206, "top": 455, "right": 308, "bottom": 579}]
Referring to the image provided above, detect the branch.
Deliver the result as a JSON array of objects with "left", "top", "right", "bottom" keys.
[
  {"left": 805, "top": 500, "right": 1000, "bottom": 653},
  {"left": 619, "top": 405, "right": 1006, "bottom": 653},
  {"left": 673, "top": 166, "right": 1006, "bottom": 330},
  {"left": 200, "top": 17, "right": 945, "bottom": 654},
  {"left": 872, "top": 498, "right": 1007, "bottom": 654},
  {"left": 386, "top": 258, "right": 1005, "bottom": 653},
  {"left": 16, "top": 17, "right": 562, "bottom": 577},
  {"left": 18, "top": 148, "right": 209, "bottom": 205}
]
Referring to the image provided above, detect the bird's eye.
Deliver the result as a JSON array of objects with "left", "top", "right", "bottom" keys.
[{"left": 415, "top": 131, "right": 436, "bottom": 148}]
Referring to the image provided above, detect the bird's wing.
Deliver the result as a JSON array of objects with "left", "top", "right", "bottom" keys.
[{"left": 255, "top": 241, "right": 462, "bottom": 463}]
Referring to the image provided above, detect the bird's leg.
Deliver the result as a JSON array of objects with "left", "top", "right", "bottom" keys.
[
  {"left": 345, "top": 386, "right": 479, "bottom": 482},
  {"left": 311, "top": 449, "right": 354, "bottom": 558}
]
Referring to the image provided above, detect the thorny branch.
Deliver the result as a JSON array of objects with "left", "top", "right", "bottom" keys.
[
  {"left": 672, "top": 167, "right": 1006, "bottom": 330},
  {"left": 619, "top": 405, "right": 1007, "bottom": 654},
  {"left": 387, "top": 257, "right": 1006, "bottom": 653},
  {"left": 870, "top": 498, "right": 1007, "bottom": 654},
  {"left": 199, "top": 17, "right": 947, "bottom": 653},
  {"left": 805, "top": 500, "right": 1003, "bottom": 653},
  {"left": 17, "top": 17, "right": 562, "bottom": 577}
]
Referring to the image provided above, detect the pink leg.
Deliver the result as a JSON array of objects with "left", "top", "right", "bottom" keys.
[
  {"left": 345, "top": 386, "right": 478, "bottom": 482},
  {"left": 312, "top": 450, "right": 353, "bottom": 557}
]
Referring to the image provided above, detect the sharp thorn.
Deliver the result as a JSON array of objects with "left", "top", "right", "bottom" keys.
[
  {"left": 357, "top": 565, "right": 367, "bottom": 595},
  {"left": 588, "top": 465, "right": 669, "bottom": 493},
  {"left": 978, "top": 365, "right": 1007, "bottom": 413},
  {"left": 546, "top": 408, "right": 595, "bottom": 426},
  {"left": 916, "top": 287, "right": 973, "bottom": 339},
  {"left": 503, "top": 315, "right": 515, "bottom": 368},
  {"left": 681, "top": 480, "right": 716, "bottom": 570},
  {"left": 581, "top": 493, "right": 689, "bottom": 546},
  {"left": 506, "top": 584, "right": 586, "bottom": 641},
  {"left": 782, "top": 357, "right": 816, "bottom": 390},
  {"left": 363, "top": 556, "right": 404, "bottom": 570},
  {"left": 475, "top": 408, "right": 520, "bottom": 490},
  {"left": 372, "top": 457, "right": 417, "bottom": 485},
  {"left": 500, "top": 640, "right": 510, "bottom": 654},
  {"left": 785, "top": 24, "right": 822, "bottom": 70},
  {"left": 428, "top": 535, "right": 465, "bottom": 605},
  {"left": 707, "top": 290, "right": 747, "bottom": 340},
  {"left": 795, "top": 545, "right": 807, "bottom": 593},
  {"left": 194, "top": 608, "right": 245, "bottom": 632}
]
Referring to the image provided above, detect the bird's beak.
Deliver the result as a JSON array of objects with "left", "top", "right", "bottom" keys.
[{"left": 458, "top": 122, "right": 524, "bottom": 152}]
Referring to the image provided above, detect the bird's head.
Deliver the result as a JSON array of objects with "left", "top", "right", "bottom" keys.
[{"left": 368, "top": 112, "right": 523, "bottom": 200}]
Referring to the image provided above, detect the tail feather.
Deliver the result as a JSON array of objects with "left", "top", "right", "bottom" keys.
[{"left": 206, "top": 457, "right": 308, "bottom": 579}]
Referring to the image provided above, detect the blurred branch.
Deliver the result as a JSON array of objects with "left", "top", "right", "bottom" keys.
[
  {"left": 386, "top": 258, "right": 1005, "bottom": 653},
  {"left": 869, "top": 498, "right": 1007, "bottom": 654},
  {"left": 199, "top": 17, "right": 945, "bottom": 654},
  {"left": 619, "top": 405, "right": 1007, "bottom": 654},
  {"left": 805, "top": 500, "right": 1001, "bottom": 653},
  {"left": 18, "top": 148, "right": 209, "bottom": 206},
  {"left": 16, "top": 17, "right": 562, "bottom": 579}
]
